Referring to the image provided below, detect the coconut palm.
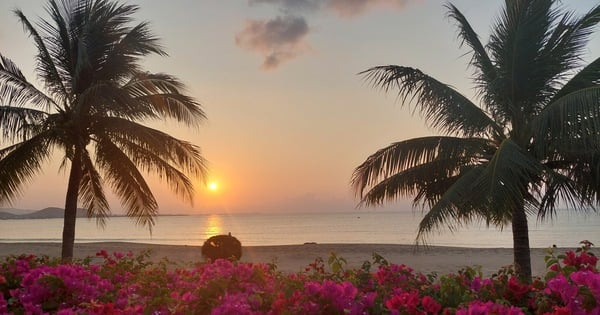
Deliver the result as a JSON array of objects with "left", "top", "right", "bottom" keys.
[
  {"left": 352, "top": 0, "right": 600, "bottom": 281},
  {"left": 0, "top": 0, "right": 207, "bottom": 261}
]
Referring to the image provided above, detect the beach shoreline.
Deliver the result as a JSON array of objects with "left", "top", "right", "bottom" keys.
[{"left": 0, "top": 242, "right": 577, "bottom": 277}]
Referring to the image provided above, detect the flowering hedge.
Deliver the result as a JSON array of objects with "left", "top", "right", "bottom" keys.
[{"left": 0, "top": 241, "right": 597, "bottom": 314}]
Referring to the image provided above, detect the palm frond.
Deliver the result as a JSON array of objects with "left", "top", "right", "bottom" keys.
[
  {"left": 537, "top": 167, "right": 592, "bottom": 221},
  {"left": 93, "top": 127, "right": 205, "bottom": 204},
  {"left": 40, "top": 0, "right": 75, "bottom": 93},
  {"left": 475, "top": 139, "right": 545, "bottom": 213},
  {"left": 533, "top": 4, "right": 600, "bottom": 108},
  {"left": 552, "top": 57, "right": 600, "bottom": 102},
  {"left": 0, "top": 133, "right": 52, "bottom": 204},
  {"left": 532, "top": 86, "right": 600, "bottom": 155},
  {"left": 14, "top": 9, "right": 69, "bottom": 103},
  {"left": 562, "top": 151, "right": 600, "bottom": 206},
  {"left": 0, "top": 55, "right": 56, "bottom": 110},
  {"left": 87, "top": 0, "right": 139, "bottom": 37},
  {"left": 412, "top": 172, "right": 461, "bottom": 210},
  {"left": 37, "top": 0, "right": 167, "bottom": 96},
  {"left": 416, "top": 165, "right": 496, "bottom": 241},
  {"left": 94, "top": 136, "right": 158, "bottom": 228},
  {"left": 547, "top": 4, "right": 600, "bottom": 69},
  {"left": 358, "top": 159, "right": 463, "bottom": 208},
  {"left": 93, "top": 116, "right": 207, "bottom": 176},
  {"left": 360, "top": 66, "right": 502, "bottom": 138},
  {"left": 96, "top": 21, "right": 166, "bottom": 81},
  {"left": 0, "top": 106, "right": 48, "bottom": 142},
  {"left": 75, "top": 73, "right": 205, "bottom": 127},
  {"left": 118, "top": 21, "right": 166, "bottom": 56},
  {"left": 123, "top": 73, "right": 206, "bottom": 126},
  {"left": 75, "top": 82, "right": 152, "bottom": 120},
  {"left": 121, "top": 147, "right": 197, "bottom": 203},
  {"left": 78, "top": 149, "right": 110, "bottom": 227},
  {"left": 352, "top": 136, "right": 495, "bottom": 199},
  {"left": 445, "top": 4, "right": 499, "bottom": 110},
  {"left": 487, "top": 0, "right": 556, "bottom": 119}
]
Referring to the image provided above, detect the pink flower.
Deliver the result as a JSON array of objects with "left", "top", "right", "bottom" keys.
[
  {"left": 211, "top": 293, "right": 260, "bottom": 315},
  {"left": 547, "top": 306, "right": 572, "bottom": 315},
  {"left": 507, "top": 276, "right": 531, "bottom": 301},
  {"left": 547, "top": 274, "right": 578, "bottom": 303},
  {"left": 470, "top": 276, "right": 482, "bottom": 291},
  {"left": 562, "top": 250, "right": 598, "bottom": 271},
  {"left": 579, "top": 252, "right": 598, "bottom": 271},
  {"left": 385, "top": 290, "right": 421, "bottom": 313},
  {"left": 96, "top": 249, "right": 109, "bottom": 259},
  {"left": 1, "top": 246, "right": 599, "bottom": 314},
  {"left": 0, "top": 294, "right": 7, "bottom": 314},
  {"left": 422, "top": 295, "right": 441, "bottom": 314},
  {"left": 456, "top": 301, "right": 525, "bottom": 315}
]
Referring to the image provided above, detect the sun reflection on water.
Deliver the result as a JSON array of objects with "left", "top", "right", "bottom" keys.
[{"left": 203, "top": 214, "right": 223, "bottom": 238}]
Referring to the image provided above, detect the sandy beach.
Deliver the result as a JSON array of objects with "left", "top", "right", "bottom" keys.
[{"left": 0, "top": 242, "right": 574, "bottom": 277}]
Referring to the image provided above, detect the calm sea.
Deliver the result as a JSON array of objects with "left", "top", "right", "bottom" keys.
[{"left": 0, "top": 210, "right": 597, "bottom": 248}]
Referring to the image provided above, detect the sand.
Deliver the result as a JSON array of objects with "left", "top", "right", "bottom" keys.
[{"left": 0, "top": 242, "right": 572, "bottom": 277}]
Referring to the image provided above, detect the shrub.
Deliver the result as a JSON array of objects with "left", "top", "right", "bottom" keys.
[
  {"left": 0, "top": 241, "right": 597, "bottom": 314},
  {"left": 201, "top": 233, "right": 243, "bottom": 262}
]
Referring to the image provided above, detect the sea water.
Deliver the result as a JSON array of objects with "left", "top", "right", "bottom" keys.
[{"left": 0, "top": 210, "right": 597, "bottom": 248}]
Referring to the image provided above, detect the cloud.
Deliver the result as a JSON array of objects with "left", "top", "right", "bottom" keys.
[
  {"left": 248, "top": 0, "right": 322, "bottom": 13},
  {"left": 248, "top": 0, "right": 413, "bottom": 17},
  {"left": 239, "top": 0, "right": 415, "bottom": 69},
  {"left": 327, "top": 0, "right": 412, "bottom": 18},
  {"left": 235, "top": 15, "right": 310, "bottom": 70}
]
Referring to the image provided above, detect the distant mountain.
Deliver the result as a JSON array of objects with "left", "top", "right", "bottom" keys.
[
  {"left": 0, "top": 207, "right": 88, "bottom": 220},
  {"left": 0, "top": 208, "right": 36, "bottom": 215},
  {"left": 0, "top": 211, "right": 18, "bottom": 219}
]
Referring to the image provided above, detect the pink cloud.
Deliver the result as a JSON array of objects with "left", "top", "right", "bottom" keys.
[
  {"left": 248, "top": 0, "right": 321, "bottom": 13},
  {"left": 327, "top": 0, "right": 412, "bottom": 18},
  {"left": 238, "top": 0, "right": 416, "bottom": 69},
  {"left": 235, "top": 15, "right": 310, "bottom": 70}
]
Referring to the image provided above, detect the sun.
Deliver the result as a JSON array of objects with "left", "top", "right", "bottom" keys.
[{"left": 208, "top": 182, "right": 218, "bottom": 191}]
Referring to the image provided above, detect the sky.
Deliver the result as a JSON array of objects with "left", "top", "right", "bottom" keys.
[{"left": 0, "top": 0, "right": 599, "bottom": 215}]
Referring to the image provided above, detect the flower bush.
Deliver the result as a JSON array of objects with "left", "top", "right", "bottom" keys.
[{"left": 0, "top": 241, "right": 597, "bottom": 314}]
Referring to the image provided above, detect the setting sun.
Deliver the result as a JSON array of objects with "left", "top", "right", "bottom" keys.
[{"left": 208, "top": 182, "right": 218, "bottom": 191}]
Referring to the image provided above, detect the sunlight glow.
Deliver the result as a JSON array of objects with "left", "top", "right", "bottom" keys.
[
  {"left": 204, "top": 214, "right": 222, "bottom": 238},
  {"left": 208, "top": 182, "right": 218, "bottom": 191}
]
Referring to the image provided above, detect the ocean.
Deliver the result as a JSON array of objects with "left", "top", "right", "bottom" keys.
[{"left": 0, "top": 210, "right": 597, "bottom": 248}]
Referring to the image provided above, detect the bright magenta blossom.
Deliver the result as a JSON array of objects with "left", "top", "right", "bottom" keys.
[
  {"left": 455, "top": 300, "right": 525, "bottom": 315},
  {"left": 0, "top": 244, "right": 597, "bottom": 314},
  {"left": 422, "top": 295, "right": 442, "bottom": 314},
  {"left": 563, "top": 250, "right": 598, "bottom": 272}
]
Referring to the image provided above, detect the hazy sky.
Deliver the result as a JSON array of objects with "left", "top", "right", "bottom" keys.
[{"left": 0, "top": 0, "right": 598, "bottom": 214}]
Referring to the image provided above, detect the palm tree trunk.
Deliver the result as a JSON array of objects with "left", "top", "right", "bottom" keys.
[
  {"left": 512, "top": 206, "right": 532, "bottom": 283},
  {"left": 61, "top": 150, "right": 83, "bottom": 262}
]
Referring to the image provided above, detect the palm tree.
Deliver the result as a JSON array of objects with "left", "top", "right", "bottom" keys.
[
  {"left": 352, "top": 0, "right": 600, "bottom": 282},
  {"left": 0, "top": 0, "right": 207, "bottom": 261}
]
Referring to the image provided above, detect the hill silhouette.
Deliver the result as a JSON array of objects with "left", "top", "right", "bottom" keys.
[{"left": 0, "top": 207, "right": 88, "bottom": 220}]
